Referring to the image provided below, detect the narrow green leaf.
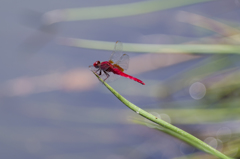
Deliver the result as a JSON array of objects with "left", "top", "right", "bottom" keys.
[
  {"left": 45, "top": 0, "right": 214, "bottom": 23},
  {"left": 91, "top": 72, "right": 232, "bottom": 159},
  {"left": 58, "top": 38, "right": 240, "bottom": 54}
]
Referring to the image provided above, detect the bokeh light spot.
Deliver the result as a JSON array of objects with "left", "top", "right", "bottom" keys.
[
  {"left": 144, "top": 112, "right": 161, "bottom": 128},
  {"left": 216, "top": 127, "right": 232, "bottom": 142},
  {"left": 160, "top": 114, "right": 171, "bottom": 124},
  {"left": 189, "top": 82, "right": 206, "bottom": 100},
  {"left": 204, "top": 137, "right": 218, "bottom": 149}
]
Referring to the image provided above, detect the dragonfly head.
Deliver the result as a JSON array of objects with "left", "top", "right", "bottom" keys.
[{"left": 93, "top": 61, "right": 101, "bottom": 68}]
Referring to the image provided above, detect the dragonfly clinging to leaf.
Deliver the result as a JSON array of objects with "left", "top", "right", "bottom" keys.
[{"left": 89, "top": 41, "right": 145, "bottom": 85}]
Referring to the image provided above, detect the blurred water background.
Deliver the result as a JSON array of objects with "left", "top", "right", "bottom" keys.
[{"left": 1, "top": 0, "right": 240, "bottom": 158}]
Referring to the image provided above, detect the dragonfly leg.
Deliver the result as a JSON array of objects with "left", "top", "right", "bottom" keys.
[
  {"left": 94, "top": 68, "right": 100, "bottom": 73},
  {"left": 94, "top": 68, "right": 101, "bottom": 75},
  {"left": 103, "top": 70, "right": 110, "bottom": 81}
]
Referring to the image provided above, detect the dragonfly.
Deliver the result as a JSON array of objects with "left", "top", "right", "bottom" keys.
[{"left": 89, "top": 41, "right": 145, "bottom": 85}]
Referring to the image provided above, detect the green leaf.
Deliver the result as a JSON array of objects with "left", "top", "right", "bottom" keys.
[
  {"left": 58, "top": 38, "right": 240, "bottom": 54},
  {"left": 91, "top": 71, "right": 232, "bottom": 159},
  {"left": 45, "top": 0, "right": 214, "bottom": 22}
]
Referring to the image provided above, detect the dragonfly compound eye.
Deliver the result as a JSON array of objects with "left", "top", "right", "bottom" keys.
[{"left": 93, "top": 61, "right": 100, "bottom": 68}]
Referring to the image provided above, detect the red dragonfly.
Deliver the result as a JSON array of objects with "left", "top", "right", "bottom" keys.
[{"left": 89, "top": 41, "right": 145, "bottom": 85}]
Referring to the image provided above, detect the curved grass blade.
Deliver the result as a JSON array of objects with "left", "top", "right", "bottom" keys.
[
  {"left": 43, "top": 0, "right": 213, "bottom": 23},
  {"left": 58, "top": 38, "right": 240, "bottom": 54},
  {"left": 90, "top": 71, "right": 232, "bottom": 159},
  {"left": 177, "top": 11, "right": 240, "bottom": 43}
]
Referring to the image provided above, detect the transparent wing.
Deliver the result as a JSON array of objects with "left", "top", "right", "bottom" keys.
[
  {"left": 104, "top": 72, "right": 120, "bottom": 83},
  {"left": 89, "top": 65, "right": 99, "bottom": 73},
  {"left": 109, "top": 41, "right": 129, "bottom": 71},
  {"left": 89, "top": 65, "right": 106, "bottom": 79},
  {"left": 109, "top": 41, "right": 123, "bottom": 64},
  {"left": 116, "top": 54, "right": 129, "bottom": 71}
]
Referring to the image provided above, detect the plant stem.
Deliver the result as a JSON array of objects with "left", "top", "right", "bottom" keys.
[{"left": 92, "top": 72, "right": 232, "bottom": 159}]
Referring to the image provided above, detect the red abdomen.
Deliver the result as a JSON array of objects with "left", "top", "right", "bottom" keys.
[{"left": 112, "top": 69, "right": 145, "bottom": 85}]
